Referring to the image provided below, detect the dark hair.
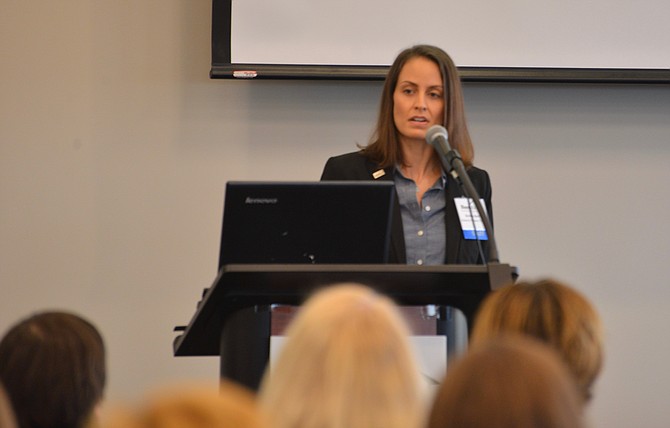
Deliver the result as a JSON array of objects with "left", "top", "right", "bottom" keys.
[
  {"left": 428, "top": 335, "right": 585, "bottom": 428},
  {"left": 0, "top": 383, "right": 17, "bottom": 428},
  {"left": 363, "top": 44, "right": 474, "bottom": 168},
  {"left": 0, "top": 311, "right": 106, "bottom": 428}
]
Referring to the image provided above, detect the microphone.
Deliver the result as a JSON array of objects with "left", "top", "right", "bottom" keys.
[
  {"left": 426, "top": 125, "right": 460, "bottom": 176},
  {"left": 425, "top": 124, "right": 451, "bottom": 153},
  {"left": 425, "top": 124, "right": 500, "bottom": 263}
]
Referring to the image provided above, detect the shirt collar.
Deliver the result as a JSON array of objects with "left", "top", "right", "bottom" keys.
[{"left": 394, "top": 165, "right": 447, "bottom": 189}]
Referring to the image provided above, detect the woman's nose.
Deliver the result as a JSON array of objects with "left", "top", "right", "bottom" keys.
[{"left": 415, "top": 95, "right": 427, "bottom": 111}]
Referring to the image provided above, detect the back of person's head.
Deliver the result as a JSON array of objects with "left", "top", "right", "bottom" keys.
[
  {"left": 259, "top": 283, "right": 424, "bottom": 428},
  {"left": 0, "top": 384, "right": 17, "bottom": 428},
  {"left": 428, "top": 335, "right": 585, "bottom": 428},
  {"left": 0, "top": 311, "right": 106, "bottom": 428},
  {"left": 471, "top": 278, "right": 604, "bottom": 402},
  {"left": 103, "top": 381, "right": 266, "bottom": 428}
]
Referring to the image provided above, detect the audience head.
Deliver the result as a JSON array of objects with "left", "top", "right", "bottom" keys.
[
  {"left": 0, "top": 311, "right": 106, "bottom": 428},
  {"left": 428, "top": 335, "right": 585, "bottom": 428},
  {"left": 367, "top": 44, "right": 474, "bottom": 167},
  {"left": 259, "top": 283, "right": 424, "bottom": 428},
  {"left": 471, "top": 278, "right": 604, "bottom": 402},
  {"left": 0, "top": 384, "right": 17, "bottom": 428},
  {"left": 103, "top": 381, "right": 266, "bottom": 428}
]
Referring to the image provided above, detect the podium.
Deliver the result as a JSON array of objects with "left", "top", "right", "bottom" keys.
[{"left": 173, "top": 263, "right": 516, "bottom": 390}]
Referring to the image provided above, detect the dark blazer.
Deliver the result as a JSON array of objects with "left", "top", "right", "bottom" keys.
[{"left": 320, "top": 151, "right": 493, "bottom": 265}]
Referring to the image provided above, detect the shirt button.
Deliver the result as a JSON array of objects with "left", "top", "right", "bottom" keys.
[
  {"left": 425, "top": 205, "right": 431, "bottom": 212},
  {"left": 417, "top": 230, "right": 424, "bottom": 237},
  {"left": 417, "top": 259, "right": 424, "bottom": 265}
]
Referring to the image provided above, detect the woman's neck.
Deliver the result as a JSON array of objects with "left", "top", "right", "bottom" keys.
[
  {"left": 400, "top": 141, "right": 439, "bottom": 179},
  {"left": 399, "top": 140, "right": 442, "bottom": 201}
]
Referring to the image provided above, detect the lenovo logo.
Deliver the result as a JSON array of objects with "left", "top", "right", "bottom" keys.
[{"left": 245, "top": 197, "right": 278, "bottom": 204}]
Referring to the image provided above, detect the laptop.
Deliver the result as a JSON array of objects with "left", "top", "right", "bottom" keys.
[{"left": 218, "top": 181, "right": 396, "bottom": 267}]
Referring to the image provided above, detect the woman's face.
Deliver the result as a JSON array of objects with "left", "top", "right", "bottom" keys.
[{"left": 392, "top": 56, "right": 445, "bottom": 146}]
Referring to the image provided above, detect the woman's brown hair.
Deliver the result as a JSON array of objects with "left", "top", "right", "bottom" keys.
[
  {"left": 363, "top": 45, "right": 474, "bottom": 168},
  {"left": 471, "top": 279, "right": 604, "bottom": 402}
]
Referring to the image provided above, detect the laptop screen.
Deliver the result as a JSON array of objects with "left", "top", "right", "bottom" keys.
[{"left": 218, "top": 181, "right": 396, "bottom": 267}]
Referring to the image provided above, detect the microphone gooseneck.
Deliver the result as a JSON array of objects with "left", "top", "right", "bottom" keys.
[{"left": 425, "top": 125, "right": 500, "bottom": 264}]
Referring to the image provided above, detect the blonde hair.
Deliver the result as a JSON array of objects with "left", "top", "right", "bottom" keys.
[
  {"left": 428, "top": 335, "right": 585, "bottom": 428},
  {"left": 471, "top": 279, "right": 604, "bottom": 402},
  {"left": 259, "top": 283, "right": 424, "bottom": 428},
  {"left": 103, "top": 381, "right": 266, "bottom": 428}
]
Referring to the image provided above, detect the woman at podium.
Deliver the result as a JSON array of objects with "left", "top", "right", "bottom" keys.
[
  {"left": 321, "top": 44, "right": 493, "bottom": 351},
  {"left": 321, "top": 44, "right": 493, "bottom": 266}
]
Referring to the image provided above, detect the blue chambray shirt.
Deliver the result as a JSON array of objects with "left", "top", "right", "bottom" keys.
[{"left": 393, "top": 168, "right": 447, "bottom": 266}]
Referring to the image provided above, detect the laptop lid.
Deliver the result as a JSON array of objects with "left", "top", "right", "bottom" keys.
[{"left": 218, "top": 181, "right": 395, "bottom": 267}]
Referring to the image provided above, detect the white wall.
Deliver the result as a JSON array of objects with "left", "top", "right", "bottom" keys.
[{"left": 2, "top": 1, "right": 670, "bottom": 427}]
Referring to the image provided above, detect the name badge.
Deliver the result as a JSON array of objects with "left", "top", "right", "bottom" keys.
[{"left": 454, "top": 197, "right": 488, "bottom": 240}]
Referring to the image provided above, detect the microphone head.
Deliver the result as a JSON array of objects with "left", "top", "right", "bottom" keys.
[{"left": 425, "top": 125, "right": 448, "bottom": 146}]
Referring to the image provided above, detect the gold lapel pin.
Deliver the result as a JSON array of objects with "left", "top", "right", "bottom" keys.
[{"left": 372, "top": 169, "right": 386, "bottom": 179}]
